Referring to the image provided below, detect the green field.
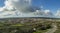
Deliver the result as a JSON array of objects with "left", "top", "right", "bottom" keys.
[{"left": 0, "top": 18, "right": 60, "bottom": 33}]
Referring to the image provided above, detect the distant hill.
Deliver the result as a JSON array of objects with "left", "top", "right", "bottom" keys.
[{"left": 0, "top": 17, "right": 60, "bottom": 19}]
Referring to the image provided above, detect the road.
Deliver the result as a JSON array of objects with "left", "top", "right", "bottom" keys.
[{"left": 45, "top": 23, "right": 57, "bottom": 33}]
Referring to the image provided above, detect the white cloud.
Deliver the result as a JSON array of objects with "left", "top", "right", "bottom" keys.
[
  {"left": 33, "top": 10, "right": 53, "bottom": 16},
  {"left": 4, "top": 11, "right": 16, "bottom": 15},
  {"left": 0, "top": 0, "right": 16, "bottom": 11},
  {"left": 0, "top": 0, "right": 17, "bottom": 18},
  {"left": 44, "top": 10, "right": 53, "bottom": 16},
  {"left": 55, "top": 9, "right": 60, "bottom": 16},
  {"left": 33, "top": 10, "right": 44, "bottom": 15},
  {"left": 0, "top": 0, "right": 55, "bottom": 18},
  {"left": 4, "top": 0, "right": 16, "bottom": 11},
  {"left": 0, "top": 7, "right": 4, "bottom": 11},
  {"left": 9, "top": 0, "right": 32, "bottom": 13}
]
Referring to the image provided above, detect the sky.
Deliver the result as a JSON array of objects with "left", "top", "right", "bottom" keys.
[
  {"left": 0, "top": 0, "right": 5, "bottom": 7},
  {"left": 32, "top": 0, "right": 60, "bottom": 13},
  {"left": 1, "top": 0, "right": 60, "bottom": 12},
  {"left": 0, "top": 0, "right": 60, "bottom": 18}
]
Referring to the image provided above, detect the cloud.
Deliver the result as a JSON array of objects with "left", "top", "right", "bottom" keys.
[
  {"left": 55, "top": 9, "right": 60, "bottom": 16},
  {"left": 0, "top": 0, "right": 55, "bottom": 18},
  {"left": 0, "top": 11, "right": 15, "bottom": 16},
  {"left": 44, "top": 10, "right": 53, "bottom": 16},
  {"left": 32, "top": 10, "right": 53, "bottom": 16},
  {"left": 0, "top": 0, "right": 17, "bottom": 18},
  {"left": 0, "top": 7, "right": 4, "bottom": 12},
  {"left": 8, "top": 0, "right": 33, "bottom": 13},
  {"left": 0, "top": 0, "right": 16, "bottom": 11},
  {"left": 4, "top": 0, "right": 16, "bottom": 11}
]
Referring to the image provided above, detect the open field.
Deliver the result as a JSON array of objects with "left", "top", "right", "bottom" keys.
[{"left": 0, "top": 17, "right": 60, "bottom": 33}]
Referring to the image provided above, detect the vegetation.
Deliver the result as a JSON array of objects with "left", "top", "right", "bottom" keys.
[{"left": 0, "top": 18, "right": 59, "bottom": 33}]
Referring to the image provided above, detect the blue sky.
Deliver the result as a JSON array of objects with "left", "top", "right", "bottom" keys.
[
  {"left": 0, "top": 0, "right": 60, "bottom": 18},
  {"left": 32, "top": 0, "right": 60, "bottom": 13},
  {"left": 0, "top": 0, "right": 60, "bottom": 13},
  {"left": 0, "top": 0, "right": 5, "bottom": 7}
]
